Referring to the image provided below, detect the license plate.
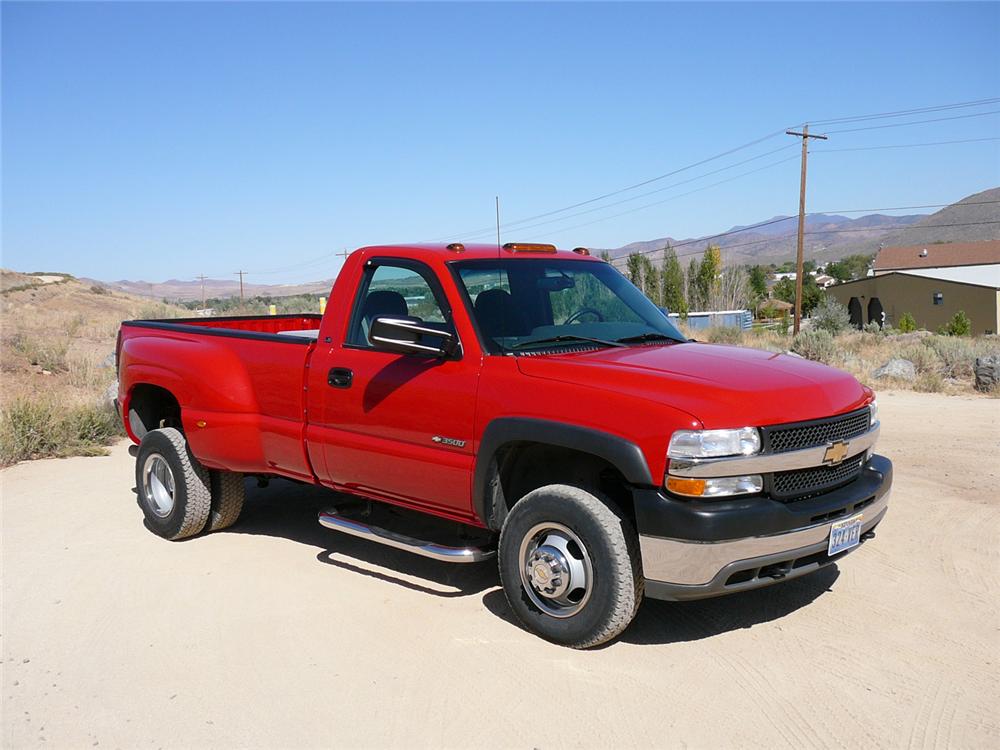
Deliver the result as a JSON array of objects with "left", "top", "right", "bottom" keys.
[{"left": 828, "top": 514, "right": 864, "bottom": 556}]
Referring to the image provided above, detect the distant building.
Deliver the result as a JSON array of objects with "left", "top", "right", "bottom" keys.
[
  {"left": 668, "top": 309, "right": 752, "bottom": 330},
  {"left": 872, "top": 240, "right": 1000, "bottom": 285},
  {"left": 813, "top": 273, "right": 836, "bottom": 289},
  {"left": 826, "top": 240, "right": 1000, "bottom": 334}
]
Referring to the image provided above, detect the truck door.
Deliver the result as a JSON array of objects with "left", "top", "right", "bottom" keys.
[{"left": 306, "top": 258, "right": 481, "bottom": 522}]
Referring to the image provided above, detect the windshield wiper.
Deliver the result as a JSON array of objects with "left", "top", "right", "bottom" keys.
[
  {"left": 615, "top": 332, "right": 680, "bottom": 344},
  {"left": 511, "top": 334, "right": 626, "bottom": 351}
]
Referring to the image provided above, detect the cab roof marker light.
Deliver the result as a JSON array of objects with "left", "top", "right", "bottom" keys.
[
  {"left": 446, "top": 242, "right": 466, "bottom": 253},
  {"left": 572, "top": 247, "right": 591, "bottom": 256},
  {"left": 503, "top": 242, "right": 558, "bottom": 254}
]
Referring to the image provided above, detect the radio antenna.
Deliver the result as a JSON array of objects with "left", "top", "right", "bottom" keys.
[{"left": 495, "top": 196, "right": 501, "bottom": 252}]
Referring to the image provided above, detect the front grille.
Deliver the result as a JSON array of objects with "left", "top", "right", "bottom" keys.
[
  {"left": 764, "top": 408, "right": 870, "bottom": 454},
  {"left": 771, "top": 454, "right": 865, "bottom": 501}
]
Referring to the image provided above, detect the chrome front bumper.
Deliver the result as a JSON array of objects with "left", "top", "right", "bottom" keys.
[{"left": 640, "top": 489, "right": 890, "bottom": 600}]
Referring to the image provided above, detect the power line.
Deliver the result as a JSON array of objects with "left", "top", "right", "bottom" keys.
[
  {"left": 815, "top": 199, "right": 1000, "bottom": 214},
  {"left": 511, "top": 154, "right": 801, "bottom": 239},
  {"left": 516, "top": 139, "right": 1000, "bottom": 242},
  {"left": 428, "top": 128, "right": 790, "bottom": 241},
  {"left": 813, "top": 136, "right": 1000, "bottom": 153},
  {"left": 427, "top": 99, "right": 1000, "bottom": 245},
  {"left": 809, "top": 97, "right": 1000, "bottom": 126},
  {"left": 822, "top": 109, "right": 1000, "bottom": 135},
  {"left": 451, "top": 144, "right": 799, "bottom": 242}
]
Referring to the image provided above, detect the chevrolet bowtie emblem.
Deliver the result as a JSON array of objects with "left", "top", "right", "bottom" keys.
[{"left": 823, "top": 440, "right": 850, "bottom": 466}]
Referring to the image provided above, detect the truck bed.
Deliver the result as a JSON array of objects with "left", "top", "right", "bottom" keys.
[
  {"left": 122, "top": 313, "right": 323, "bottom": 341},
  {"left": 118, "top": 313, "right": 326, "bottom": 482}
]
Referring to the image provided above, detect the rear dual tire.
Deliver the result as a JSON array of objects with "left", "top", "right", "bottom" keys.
[
  {"left": 135, "top": 427, "right": 245, "bottom": 539},
  {"left": 498, "top": 484, "right": 644, "bottom": 649}
]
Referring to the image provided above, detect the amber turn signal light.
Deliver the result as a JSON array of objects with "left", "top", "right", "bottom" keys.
[{"left": 666, "top": 476, "right": 706, "bottom": 496}]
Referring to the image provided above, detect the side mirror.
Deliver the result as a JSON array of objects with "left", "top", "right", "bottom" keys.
[{"left": 368, "top": 316, "right": 457, "bottom": 358}]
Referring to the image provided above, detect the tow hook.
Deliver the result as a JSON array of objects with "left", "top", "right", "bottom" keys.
[{"left": 861, "top": 530, "right": 876, "bottom": 541}]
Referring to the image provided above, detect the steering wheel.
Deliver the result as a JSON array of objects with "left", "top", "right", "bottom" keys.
[{"left": 563, "top": 307, "right": 605, "bottom": 325}]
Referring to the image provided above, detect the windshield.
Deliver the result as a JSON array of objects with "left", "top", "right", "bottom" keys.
[{"left": 452, "top": 258, "right": 686, "bottom": 353}]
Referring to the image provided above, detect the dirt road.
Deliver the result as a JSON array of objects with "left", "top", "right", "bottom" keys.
[{"left": 2, "top": 391, "right": 998, "bottom": 749}]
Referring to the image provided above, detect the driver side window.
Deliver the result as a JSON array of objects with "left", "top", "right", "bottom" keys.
[{"left": 348, "top": 263, "right": 451, "bottom": 347}]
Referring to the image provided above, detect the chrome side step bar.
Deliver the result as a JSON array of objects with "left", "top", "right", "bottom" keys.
[{"left": 318, "top": 510, "right": 496, "bottom": 564}]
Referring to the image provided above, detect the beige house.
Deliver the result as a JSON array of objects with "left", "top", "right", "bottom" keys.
[{"left": 825, "top": 240, "right": 1000, "bottom": 334}]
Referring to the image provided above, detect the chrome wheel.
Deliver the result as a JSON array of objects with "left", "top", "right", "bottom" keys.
[
  {"left": 518, "top": 522, "right": 593, "bottom": 618},
  {"left": 142, "top": 453, "right": 176, "bottom": 518}
]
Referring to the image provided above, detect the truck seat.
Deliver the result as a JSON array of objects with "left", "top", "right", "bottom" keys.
[
  {"left": 363, "top": 290, "right": 408, "bottom": 323},
  {"left": 474, "top": 289, "right": 531, "bottom": 340}
]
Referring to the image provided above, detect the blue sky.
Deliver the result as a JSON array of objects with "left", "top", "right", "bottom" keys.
[{"left": 2, "top": 1, "right": 998, "bottom": 283}]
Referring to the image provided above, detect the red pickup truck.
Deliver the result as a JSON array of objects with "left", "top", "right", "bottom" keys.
[{"left": 117, "top": 242, "right": 891, "bottom": 647}]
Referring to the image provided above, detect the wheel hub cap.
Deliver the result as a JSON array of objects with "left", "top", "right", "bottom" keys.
[
  {"left": 518, "top": 523, "right": 593, "bottom": 619},
  {"left": 527, "top": 545, "right": 571, "bottom": 599},
  {"left": 142, "top": 453, "right": 176, "bottom": 518}
]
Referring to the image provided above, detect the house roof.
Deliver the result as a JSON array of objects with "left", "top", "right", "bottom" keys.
[
  {"left": 874, "top": 240, "right": 1000, "bottom": 271},
  {"left": 827, "top": 270, "right": 1000, "bottom": 291},
  {"left": 762, "top": 298, "right": 793, "bottom": 309}
]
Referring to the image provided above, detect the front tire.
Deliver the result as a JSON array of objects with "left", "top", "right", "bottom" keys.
[
  {"left": 135, "top": 427, "right": 211, "bottom": 540},
  {"left": 498, "top": 484, "right": 643, "bottom": 648}
]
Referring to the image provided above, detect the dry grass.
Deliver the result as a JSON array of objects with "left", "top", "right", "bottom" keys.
[
  {"left": 0, "top": 397, "right": 121, "bottom": 465},
  {"left": 681, "top": 323, "right": 1000, "bottom": 396},
  {"left": 0, "top": 278, "right": 189, "bottom": 465}
]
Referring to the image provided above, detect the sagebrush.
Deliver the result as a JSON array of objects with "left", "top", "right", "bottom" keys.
[{"left": 0, "top": 398, "right": 123, "bottom": 466}]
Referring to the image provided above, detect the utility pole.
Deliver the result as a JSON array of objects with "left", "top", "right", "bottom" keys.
[
  {"left": 235, "top": 270, "right": 245, "bottom": 303},
  {"left": 786, "top": 124, "right": 828, "bottom": 334},
  {"left": 197, "top": 275, "right": 207, "bottom": 308}
]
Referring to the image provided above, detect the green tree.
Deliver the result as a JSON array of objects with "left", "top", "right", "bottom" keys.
[
  {"left": 687, "top": 257, "right": 701, "bottom": 310},
  {"left": 599, "top": 250, "right": 613, "bottom": 263},
  {"left": 826, "top": 253, "right": 875, "bottom": 282},
  {"left": 639, "top": 254, "right": 659, "bottom": 303},
  {"left": 696, "top": 245, "right": 722, "bottom": 309},
  {"left": 748, "top": 265, "right": 768, "bottom": 301},
  {"left": 897, "top": 312, "right": 917, "bottom": 332},
  {"left": 773, "top": 275, "right": 822, "bottom": 315},
  {"left": 626, "top": 253, "right": 643, "bottom": 286},
  {"left": 941, "top": 310, "right": 972, "bottom": 336},
  {"left": 660, "top": 246, "right": 687, "bottom": 314},
  {"left": 801, "top": 276, "right": 823, "bottom": 315}
]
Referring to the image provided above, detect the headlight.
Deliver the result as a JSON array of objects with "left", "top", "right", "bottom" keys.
[
  {"left": 667, "top": 474, "right": 764, "bottom": 498},
  {"left": 869, "top": 398, "right": 879, "bottom": 427},
  {"left": 668, "top": 427, "right": 761, "bottom": 459}
]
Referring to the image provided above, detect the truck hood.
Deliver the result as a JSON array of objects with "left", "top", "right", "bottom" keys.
[{"left": 515, "top": 342, "right": 869, "bottom": 428}]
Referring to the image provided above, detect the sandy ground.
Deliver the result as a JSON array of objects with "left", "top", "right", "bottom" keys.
[{"left": 2, "top": 391, "right": 998, "bottom": 749}]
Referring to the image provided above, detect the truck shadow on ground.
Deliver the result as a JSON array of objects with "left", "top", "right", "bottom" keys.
[
  {"left": 228, "top": 478, "right": 497, "bottom": 599},
  {"left": 481, "top": 566, "right": 840, "bottom": 646},
  {"left": 231, "top": 479, "right": 840, "bottom": 643}
]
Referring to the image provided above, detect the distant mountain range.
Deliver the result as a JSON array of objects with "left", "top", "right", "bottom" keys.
[
  {"left": 82, "top": 276, "right": 338, "bottom": 303},
  {"left": 87, "top": 187, "right": 999, "bottom": 301},
  {"left": 605, "top": 187, "right": 1000, "bottom": 268}
]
